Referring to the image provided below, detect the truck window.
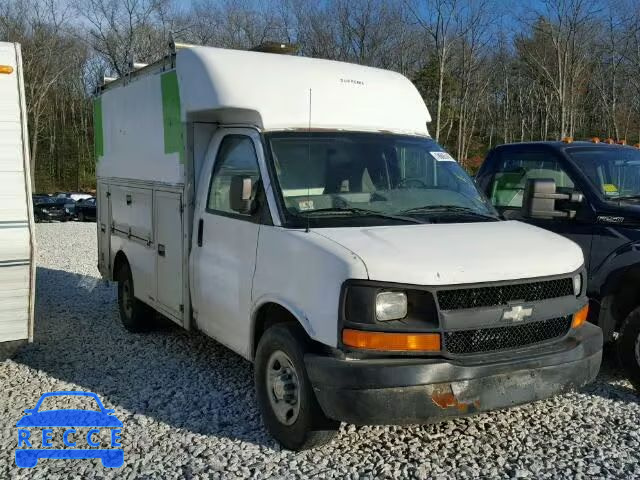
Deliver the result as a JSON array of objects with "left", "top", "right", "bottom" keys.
[
  {"left": 207, "top": 135, "right": 260, "bottom": 215},
  {"left": 490, "top": 151, "right": 575, "bottom": 210},
  {"left": 567, "top": 148, "right": 640, "bottom": 200}
]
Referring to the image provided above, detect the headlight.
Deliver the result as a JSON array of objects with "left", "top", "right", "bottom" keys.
[
  {"left": 375, "top": 291, "right": 407, "bottom": 321},
  {"left": 573, "top": 274, "right": 582, "bottom": 296}
]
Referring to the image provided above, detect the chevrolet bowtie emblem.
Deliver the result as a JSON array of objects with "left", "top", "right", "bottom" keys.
[{"left": 502, "top": 305, "right": 533, "bottom": 322}]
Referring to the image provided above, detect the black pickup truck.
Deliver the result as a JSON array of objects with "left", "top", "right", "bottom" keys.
[{"left": 476, "top": 139, "right": 640, "bottom": 388}]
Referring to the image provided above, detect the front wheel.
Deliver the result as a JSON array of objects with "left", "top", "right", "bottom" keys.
[
  {"left": 617, "top": 307, "right": 640, "bottom": 390},
  {"left": 78, "top": 211, "right": 85, "bottom": 222},
  {"left": 254, "top": 324, "right": 339, "bottom": 450}
]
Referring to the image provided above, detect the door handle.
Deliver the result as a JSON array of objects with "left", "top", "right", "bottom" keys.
[
  {"left": 158, "top": 244, "right": 166, "bottom": 256},
  {"left": 197, "top": 219, "right": 203, "bottom": 247}
]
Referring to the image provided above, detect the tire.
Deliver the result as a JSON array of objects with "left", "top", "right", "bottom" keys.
[
  {"left": 617, "top": 306, "right": 640, "bottom": 391},
  {"left": 78, "top": 211, "right": 85, "bottom": 222},
  {"left": 116, "top": 261, "right": 152, "bottom": 332},
  {"left": 254, "top": 323, "right": 339, "bottom": 450}
]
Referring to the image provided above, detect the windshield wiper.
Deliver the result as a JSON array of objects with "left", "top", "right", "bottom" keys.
[
  {"left": 399, "top": 205, "right": 499, "bottom": 220},
  {"left": 300, "top": 207, "right": 427, "bottom": 224}
]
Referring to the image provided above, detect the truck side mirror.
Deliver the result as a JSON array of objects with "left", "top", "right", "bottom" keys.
[
  {"left": 229, "top": 175, "right": 256, "bottom": 214},
  {"left": 523, "top": 179, "right": 584, "bottom": 220}
]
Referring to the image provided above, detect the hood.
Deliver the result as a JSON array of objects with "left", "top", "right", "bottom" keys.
[{"left": 313, "top": 220, "right": 583, "bottom": 285}]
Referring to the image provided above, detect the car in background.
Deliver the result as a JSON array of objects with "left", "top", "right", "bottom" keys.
[
  {"left": 75, "top": 197, "right": 96, "bottom": 222},
  {"left": 55, "top": 192, "right": 92, "bottom": 202},
  {"left": 32, "top": 196, "right": 71, "bottom": 223}
]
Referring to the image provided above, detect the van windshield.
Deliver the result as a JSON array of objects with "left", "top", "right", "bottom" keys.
[
  {"left": 267, "top": 132, "right": 496, "bottom": 227},
  {"left": 568, "top": 148, "right": 640, "bottom": 201}
]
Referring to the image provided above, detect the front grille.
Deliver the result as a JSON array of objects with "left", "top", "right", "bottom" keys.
[
  {"left": 437, "top": 278, "right": 574, "bottom": 310},
  {"left": 444, "top": 316, "right": 572, "bottom": 355}
]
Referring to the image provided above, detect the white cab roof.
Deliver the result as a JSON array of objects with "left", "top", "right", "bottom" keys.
[{"left": 176, "top": 46, "right": 431, "bottom": 136}]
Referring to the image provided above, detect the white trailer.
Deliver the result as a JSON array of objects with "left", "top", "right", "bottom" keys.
[
  {"left": 96, "top": 44, "right": 602, "bottom": 450},
  {"left": 0, "top": 42, "right": 35, "bottom": 355}
]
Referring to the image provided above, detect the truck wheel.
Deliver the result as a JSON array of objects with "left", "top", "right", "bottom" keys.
[
  {"left": 116, "top": 262, "right": 152, "bottom": 332},
  {"left": 254, "top": 324, "right": 339, "bottom": 450},
  {"left": 617, "top": 307, "right": 640, "bottom": 391}
]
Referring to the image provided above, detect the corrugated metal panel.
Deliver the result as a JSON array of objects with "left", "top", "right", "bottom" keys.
[
  {"left": 0, "top": 265, "right": 29, "bottom": 341},
  {"left": 0, "top": 42, "right": 32, "bottom": 344}
]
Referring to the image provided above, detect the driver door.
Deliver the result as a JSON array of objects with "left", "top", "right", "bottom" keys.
[{"left": 190, "top": 129, "right": 267, "bottom": 356}]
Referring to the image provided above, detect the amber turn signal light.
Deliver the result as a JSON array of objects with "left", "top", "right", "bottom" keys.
[
  {"left": 342, "top": 329, "right": 441, "bottom": 352},
  {"left": 0, "top": 65, "right": 14, "bottom": 74},
  {"left": 571, "top": 304, "right": 589, "bottom": 329}
]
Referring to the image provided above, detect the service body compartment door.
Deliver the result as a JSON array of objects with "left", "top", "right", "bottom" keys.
[
  {"left": 110, "top": 185, "right": 153, "bottom": 243},
  {"left": 154, "top": 190, "right": 184, "bottom": 323},
  {"left": 97, "top": 182, "right": 111, "bottom": 277}
]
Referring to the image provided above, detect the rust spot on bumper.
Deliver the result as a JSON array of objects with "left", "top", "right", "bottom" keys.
[{"left": 430, "top": 385, "right": 480, "bottom": 413}]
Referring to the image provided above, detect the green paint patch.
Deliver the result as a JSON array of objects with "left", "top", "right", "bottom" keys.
[
  {"left": 93, "top": 97, "right": 104, "bottom": 161},
  {"left": 161, "top": 71, "right": 184, "bottom": 163}
]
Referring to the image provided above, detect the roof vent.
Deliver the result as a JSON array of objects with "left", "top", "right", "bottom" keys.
[{"left": 249, "top": 42, "right": 299, "bottom": 55}]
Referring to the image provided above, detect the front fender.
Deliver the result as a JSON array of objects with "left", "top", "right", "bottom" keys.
[
  {"left": 250, "top": 294, "right": 315, "bottom": 338},
  {"left": 251, "top": 227, "right": 368, "bottom": 350},
  {"left": 590, "top": 240, "right": 640, "bottom": 298}
]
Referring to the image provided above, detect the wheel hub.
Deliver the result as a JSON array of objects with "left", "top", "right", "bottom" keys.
[{"left": 266, "top": 350, "right": 300, "bottom": 425}]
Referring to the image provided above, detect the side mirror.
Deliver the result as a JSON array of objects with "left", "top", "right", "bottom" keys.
[
  {"left": 229, "top": 175, "right": 256, "bottom": 214},
  {"left": 523, "top": 179, "right": 584, "bottom": 219}
]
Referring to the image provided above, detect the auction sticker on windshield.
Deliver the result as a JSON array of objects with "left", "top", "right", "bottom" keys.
[
  {"left": 430, "top": 151, "right": 456, "bottom": 162},
  {"left": 15, "top": 391, "right": 123, "bottom": 468}
]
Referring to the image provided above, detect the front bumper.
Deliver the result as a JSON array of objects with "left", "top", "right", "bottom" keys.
[{"left": 305, "top": 323, "right": 602, "bottom": 425}]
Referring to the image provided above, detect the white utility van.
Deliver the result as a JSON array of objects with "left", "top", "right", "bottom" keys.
[
  {"left": 96, "top": 43, "right": 602, "bottom": 449},
  {"left": 0, "top": 42, "right": 35, "bottom": 356}
]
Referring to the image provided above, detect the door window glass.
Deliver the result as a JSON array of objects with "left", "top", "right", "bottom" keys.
[
  {"left": 490, "top": 151, "right": 575, "bottom": 209},
  {"left": 207, "top": 136, "right": 260, "bottom": 215}
]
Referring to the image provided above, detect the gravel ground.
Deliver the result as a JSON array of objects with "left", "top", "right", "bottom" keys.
[{"left": 1, "top": 222, "right": 640, "bottom": 479}]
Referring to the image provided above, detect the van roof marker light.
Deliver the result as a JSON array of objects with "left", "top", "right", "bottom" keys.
[
  {"left": 0, "top": 65, "right": 13, "bottom": 74},
  {"left": 562, "top": 137, "right": 573, "bottom": 144},
  {"left": 591, "top": 137, "right": 600, "bottom": 143}
]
